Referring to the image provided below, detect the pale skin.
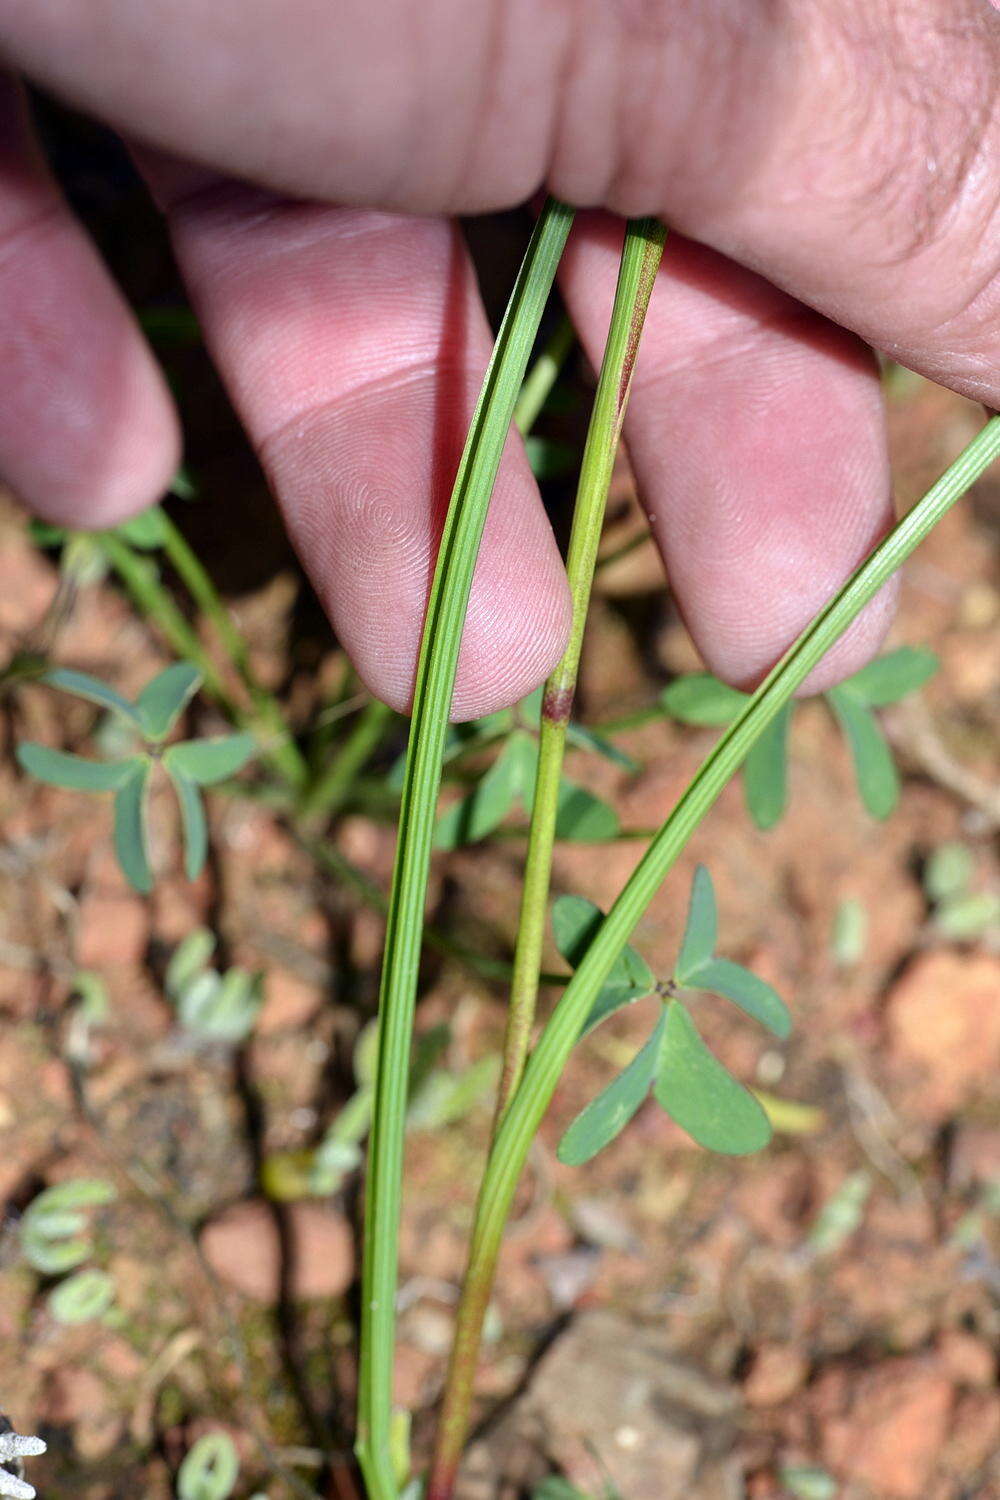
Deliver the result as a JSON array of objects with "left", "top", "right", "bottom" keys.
[{"left": 0, "top": 0, "right": 997, "bottom": 718}]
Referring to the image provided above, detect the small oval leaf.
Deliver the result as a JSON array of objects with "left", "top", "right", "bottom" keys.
[
  {"left": 553, "top": 779, "right": 620, "bottom": 842},
  {"left": 827, "top": 687, "right": 899, "bottom": 819},
  {"left": 16, "top": 744, "right": 137, "bottom": 792},
  {"left": 434, "top": 738, "right": 520, "bottom": 848},
  {"left": 557, "top": 1012, "right": 665, "bottom": 1166},
  {"left": 743, "top": 702, "right": 792, "bottom": 831},
  {"left": 839, "top": 645, "right": 938, "bottom": 707},
  {"left": 552, "top": 896, "right": 655, "bottom": 1035},
  {"left": 47, "top": 1267, "right": 116, "bottom": 1324},
  {"left": 168, "top": 767, "right": 208, "bottom": 881},
  {"left": 177, "top": 1432, "right": 240, "bottom": 1500},
  {"left": 42, "top": 667, "right": 141, "bottom": 726},
  {"left": 164, "top": 731, "right": 256, "bottom": 785},
  {"left": 694, "top": 958, "right": 791, "bottom": 1039},
  {"left": 165, "top": 928, "right": 216, "bottom": 998},
  {"left": 674, "top": 864, "right": 717, "bottom": 983},
  {"left": 654, "top": 1001, "right": 771, "bottom": 1155},
  {"left": 659, "top": 673, "right": 747, "bottom": 726},
  {"left": 113, "top": 760, "right": 153, "bottom": 893},
  {"left": 135, "top": 662, "right": 202, "bottom": 739}
]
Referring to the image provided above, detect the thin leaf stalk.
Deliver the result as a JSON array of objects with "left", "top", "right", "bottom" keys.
[
  {"left": 156, "top": 509, "right": 309, "bottom": 789},
  {"left": 356, "top": 198, "right": 574, "bottom": 1500},
  {"left": 428, "top": 415, "right": 1000, "bottom": 1495},
  {"left": 496, "top": 219, "right": 667, "bottom": 1122}
]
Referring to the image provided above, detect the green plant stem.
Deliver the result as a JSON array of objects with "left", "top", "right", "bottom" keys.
[
  {"left": 98, "top": 532, "right": 224, "bottom": 695},
  {"left": 356, "top": 198, "right": 574, "bottom": 1500},
  {"left": 427, "top": 415, "right": 1000, "bottom": 1499},
  {"left": 513, "top": 313, "right": 575, "bottom": 435},
  {"left": 496, "top": 218, "right": 666, "bottom": 1125},
  {"left": 301, "top": 698, "right": 395, "bottom": 821},
  {"left": 157, "top": 509, "right": 309, "bottom": 789}
]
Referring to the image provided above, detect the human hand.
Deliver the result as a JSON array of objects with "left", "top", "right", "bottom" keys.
[{"left": 1, "top": 0, "right": 997, "bottom": 715}]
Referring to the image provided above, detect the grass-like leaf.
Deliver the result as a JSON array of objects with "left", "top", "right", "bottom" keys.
[
  {"left": 135, "top": 662, "right": 202, "bottom": 739},
  {"left": 42, "top": 667, "right": 142, "bottom": 726},
  {"left": 16, "top": 744, "right": 139, "bottom": 792},
  {"left": 359, "top": 200, "right": 575, "bottom": 1498},
  {"left": 113, "top": 759, "right": 153, "bottom": 893},
  {"left": 659, "top": 673, "right": 747, "bottom": 726},
  {"left": 743, "top": 700, "right": 792, "bottom": 830},
  {"left": 557, "top": 1011, "right": 665, "bottom": 1166},
  {"left": 168, "top": 767, "right": 207, "bottom": 880},
  {"left": 654, "top": 1001, "right": 772, "bottom": 1154},
  {"left": 47, "top": 1267, "right": 116, "bottom": 1324},
  {"left": 827, "top": 685, "right": 899, "bottom": 818},
  {"left": 552, "top": 895, "right": 655, "bottom": 1035},
  {"left": 163, "top": 731, "right": 256, "bottom": 785},
  {"left": 838, "top": 644, "right": 938, "bottom": 706},
  {"left": 674, "top": 864, "right": 717, "bottom": 982},
  {"left": 692, "top": 957, "right": 791, "bottom": 1039},
  {"left": 553, "top": 778, "right": 620, "bottom": 841}
]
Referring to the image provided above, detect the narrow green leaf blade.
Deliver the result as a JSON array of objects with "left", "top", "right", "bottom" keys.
[
  {"left": 553, "top": 778, "right": 620, "bottom": 841},
  {"left": 694, "top": 957, "right": 791, "bottom": 1039},
  {"left": 135, "top": 662, "right": 202, "bottom": 739},
  {"left": 839, "top": 645, "right": 938, "bottom": 706},
  {"left": 164, "top": 731, "right": 256, "bottom": 785},
  {"left": 168, "top": 767, "right": 208, "bottom": 881},
  {"left": 552, "top": 895, "right": 655, "bottom": 1036},
  {"left": 654, "top": 1001, "right": 772, "bottom": 1154},
  {"left": 557, "top": 1012, "right": 665, "bottom": 1166},
  {"left": 17, "top": 743, "right": 138, "bottom": 792},
  {"left": 743, "top": 700, "right": 792, "bottom": 830},
  {"left": 827, "top": 686, "right": 899, "bottom": 819},
  {"left": 674, "top": 864, "right": 718, "bottom": 983},
  {"left": 42, "top": 667, "right": 141, "bottom": 727},
  {"left": 433, "top": 737, "right": 519, "bottom": 848},
  {"left": 113, "top": 760, "right": 153, "bottom": 893},
  {"left": 659, "top": 673, "right": 748, "bottom": 726}
]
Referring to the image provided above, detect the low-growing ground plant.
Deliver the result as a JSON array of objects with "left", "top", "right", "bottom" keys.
[
  {"left": 18, "top": 1178, "right": 118, "bottom": 1325},
  {"left": 6, "top": 200, "right": 999, "bottom": 1500}
]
